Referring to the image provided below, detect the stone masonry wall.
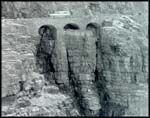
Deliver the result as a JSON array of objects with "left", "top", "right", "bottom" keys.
[{"left": 2, "top": 15, "right": 148, "bottom": 116}]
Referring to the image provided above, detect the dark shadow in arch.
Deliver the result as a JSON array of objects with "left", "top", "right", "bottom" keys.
[
  {"left": 38, "top": 25, "right": 57, "bottom": 40},
  {"left": 86, "top": 22, "right": 100, "bottom": 34},
  {"left": 64, "top": 23, "right": 80, "bottom": 30},
  {"left": 86, "top": 22, "right": 100, "bottom": 29},
  {"left": 36, "top": 24, "right": 57, "bottom": 86},
  {"left": 86, "top": 22, "right": 100, "bottom": 36}
]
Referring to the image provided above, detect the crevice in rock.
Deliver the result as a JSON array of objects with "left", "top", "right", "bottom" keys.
[
  {"left": 93, "top": 24, "right": 108, "bottom": 109},
  {"left": 19, "top": 81, "right": 24, "bottom": 91},
  {"left": 94, "top": 25, "right": 111, "bottom": 116}
]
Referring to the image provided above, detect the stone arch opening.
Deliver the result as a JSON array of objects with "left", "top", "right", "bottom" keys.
[
  {"left": 86, "top": 22, "right": 100, "bottom": 29},
  {"left": 86, "top": 22, "right": 100, "bottom": 36},
  {"left": 36, "top": 24, "right": 57, "bottom": 87},
  {"left": 38, "top": 25, "right": 57, "bottom": 40},
  {"left": 64, "top": 23, "right": 80, "bottom": 30}
]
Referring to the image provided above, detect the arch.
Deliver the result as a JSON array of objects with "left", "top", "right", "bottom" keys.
[
  {"left": 86, "top": 22, "right": 100, "bottom": 30},
  {"left": 64, "top": 23, "right": 80, "bottom": 30},
  {"left": 38, "top": 25, "right": 57, "bottom": 40},
  {"left": 86, "top": 22, "right": 100, "bottom": 36}
]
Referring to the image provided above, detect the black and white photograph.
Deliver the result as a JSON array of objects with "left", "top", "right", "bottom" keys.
[{"left": 1, "top": 1, "right": 149, "bottom": 116}]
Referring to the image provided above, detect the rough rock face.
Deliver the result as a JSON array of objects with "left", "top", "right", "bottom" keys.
[
  {"left": 2, "top": 22, "right": 38, "bottom": 97},
  {"left": 2, "top": 2, "right": 148, "bottom": 19},
  {"left": 2, "top": 2, "right": 148, "bottom": 117},
  {"left": 2, "top": 90, "right": 76, "bottom": 116},
  {"left": 97, "top": 16, "right": 148, "bottom": 116}
]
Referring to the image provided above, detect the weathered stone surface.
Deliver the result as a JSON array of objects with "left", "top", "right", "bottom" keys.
[
  {"left": 42, "top": 85, "right": 59, "bottom": 94},
  {"left": 2, "top": 2, "right": 148, "bottom": 116},
  {"left": 64, "top": 29, "right": 101, "bottom": 116},
  {"left": 96, "top": 16, "right": 148, "bottom": 116},
  {"left": 2, "top": 2, "right": 148, "bottom": 20},
  {"left": 2, "top": 92, "right": 75, "bottom": 116}
]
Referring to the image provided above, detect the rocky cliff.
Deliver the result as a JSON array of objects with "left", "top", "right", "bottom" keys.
[{"left": 2, "top": 2, "right": 148, "bottom": 117}]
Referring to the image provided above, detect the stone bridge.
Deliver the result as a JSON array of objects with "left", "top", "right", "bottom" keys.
[
  {"left": 2, "top": 16, "right": 148, "bottom": 116},
  {"left": 37, "top": 21, "right": 102, "bottom": 116}
]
